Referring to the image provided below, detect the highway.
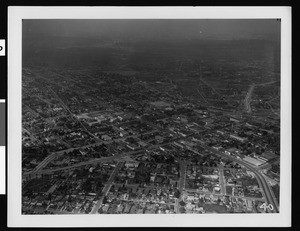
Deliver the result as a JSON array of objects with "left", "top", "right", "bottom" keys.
[
  {"left": 200, "top": 144, "right": 279, "bottom": 213},
  {"left": 24, "top": 130, "right": 152, "bottom": 177},
  {"left": 24, "top": 138, "right": 183, "bottom": 178},
  {"left": 244, "top": 84, "right": 255, "bottom": 113},
  {"left": 24, "top": 142, "right": 104, "bottom": 178},
  {"left": 35, "top": 142, "right": 279, "bottom": 213},
  {"left": 33, "top": 155, "right": 121, "bottom": 176},
  {"left": 22, "top": 129, "right": 279, "bottom": 213},
  {"left": 23, "top": 114, "right": 174, "bottom": 179},
  {"left": 244, "top": 81, "right": 279, "bottom": 113}
]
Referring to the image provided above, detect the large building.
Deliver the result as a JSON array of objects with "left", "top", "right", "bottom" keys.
[
  {"left": 243, "top": 156, "right": 265, "bottom": 166},
  {"left": 150, "top": 101, "right": 171, "bottom": 109}
]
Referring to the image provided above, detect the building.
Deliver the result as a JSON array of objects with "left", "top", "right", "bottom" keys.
[
  {"left": 260, "top": 151, "right": 277, "bottom": 161},
  {"left": 230, "top": 134, "right": 248, "bottom": 142},
  {"left": 125, "top": 161, "right": 139, "bottom": 168},
  {"left": 217, "top": 130, "right": 225, "bottom": 135},
  {"left": 243, "top": 156, "right": 265, "bottom": 166},
  {"left": 230, "top": 117, "right": 240, "bottom": 123},
  {"left": 101, "top": 135, "right": 112, "bottom": 141}
]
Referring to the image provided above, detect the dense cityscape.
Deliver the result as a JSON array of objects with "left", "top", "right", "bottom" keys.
[{"left": 22, "top": 19, "right": 280, "bottom": 215}]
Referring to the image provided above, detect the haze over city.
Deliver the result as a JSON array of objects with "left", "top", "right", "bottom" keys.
[
  {"left": 22, "top": 19, "right": 281, "bottom": 215},
  {"left": 23, "top": 19, "right": 280, "bottom": 41}
]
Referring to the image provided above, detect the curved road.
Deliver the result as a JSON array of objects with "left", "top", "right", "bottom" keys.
[
  {"left": 23, "top": 138, "right": 182, "bottom": 179},
  {"left": 202, "top": 145, "right": 279, "bottom": 213}
]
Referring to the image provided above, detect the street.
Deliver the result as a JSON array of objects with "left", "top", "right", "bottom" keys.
[
  {"left": 200, "top": 144, "right": 279, "bottom": 213},
  {"left": 90, "top": 161, "right": 124, "bottom": 214}
]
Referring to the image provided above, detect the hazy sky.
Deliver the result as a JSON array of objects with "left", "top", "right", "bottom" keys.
[{"left": 23, "top": 19, "right": 281, "bottom": 41}]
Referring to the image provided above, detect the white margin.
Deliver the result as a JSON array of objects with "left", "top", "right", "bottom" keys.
[
  {"left": 0, "top": 146, "right": 5, "bottom": 194},
  {"left": 8, "top": 6, "right": 291, "bottom": 227}
]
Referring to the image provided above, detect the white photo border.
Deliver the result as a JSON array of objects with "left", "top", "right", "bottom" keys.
[{"left": 8, "top": 6, "right": 291, "bottom": 227}]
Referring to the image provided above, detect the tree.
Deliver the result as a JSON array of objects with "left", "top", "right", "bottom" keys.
[
  {"left": 82, "top": 179, "right": 92, "bottom": 193},
  {"left": 174, "top": 190, "right": 181, "bottom": 199},
  {"left": 102, "top": 196, "right": 108, "bottom": 204},
  {"left": 179, "top": 200, "right": 186, "bottom": 206},
  {"left": 179, "top": 206, "right": 186, "bottom": 213}
]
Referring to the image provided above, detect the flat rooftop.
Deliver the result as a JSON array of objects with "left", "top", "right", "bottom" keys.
[
  {"left": 243, "top": 156, "right": 265, "bottom": 166},
  {"left": 150, "top": 101, "right": 171, "bottom": 108}
]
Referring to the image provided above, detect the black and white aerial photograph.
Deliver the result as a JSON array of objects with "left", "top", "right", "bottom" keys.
[{"left": 21, "top": 17, "right": 282, "bottom": 216}]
